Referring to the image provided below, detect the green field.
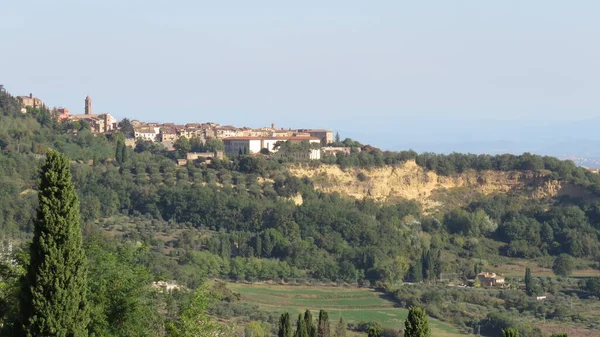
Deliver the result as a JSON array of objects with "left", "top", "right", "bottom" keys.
[{"left": 228, "top": 283, "right": 471, "bottom": 337}]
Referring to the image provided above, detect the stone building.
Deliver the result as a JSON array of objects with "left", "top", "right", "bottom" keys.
[
  {"left": 477, "top": 272, "right": 505, "bottom": 287},
  {"left": 53, "top": 107, "right": 70, "bottom": 121},
  {"left": 18, "top": 93, "right": 44, "bottom": 112},
  {"left": 296, "top": 129, "right": 333, "bottom": 145},
  {"left": 69, "top": 113, "right": 117, "bottom": 134},
  {"left": 159, "top": 127, "right": 179, "bottom": 142}
]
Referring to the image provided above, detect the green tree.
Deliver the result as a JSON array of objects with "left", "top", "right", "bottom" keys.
[
  {"left": 367, "top": 325, "right": 381, "bottom": 337},
  {"left": 116, "top": 139, "right": 124, "bottom": 164},
  {"left": 278, "top": 313, "right": 293, "bottom": 337},
  {"left": 403, "top": 306, "right": 431, "bottom": 337},
  {"left": 295, "top": 314, "right": 308, "bottom": 337},
  {"left": 552, "top": 254, "right": 574, "bottom": 277},
  {"left": 317, "top": 310, "right": 330, "bottom": 337},
  {"left": 583, "top": 277, "right": 600, "bottom": 296},
  {"left": 19, "top": 150, "right": 90, "bottom": 337},
  {"left": 166, "top": 285, "right": 222, "bottom": 337},
  {"left": 334, "top": 317, "right": 346, "bottom": 337},
  {"left": 121, "top": 143, "right": 129, "bottom": 163},
  {"left": 550, "top": 333, "right": 568, "bottom": 337},
  {"left": 118, "top": 118, "right": 135, "bottom": 138},
  {"left": 204, "top": 138, "right": 225, "bottom": 152},
  {"left": 304, "top": 310, "right": 316, "bottom": 337},
  {"left": 501, "top": 328, "right": 520, "bottom": 337},
  {"left": 174, "top": 136, "right": 191, "bottom": 158},
  {"left": 86, "top": 240, "right": 159, "bottom": 337},
  {"left": 409, "top": 260, "right": 423, "bottom": 283},
  {"left": 245, "top": 321, "right": 267, "bottom": 337},
  {"left": 524, "top": 267, "right": 533, "bottom": 296}
]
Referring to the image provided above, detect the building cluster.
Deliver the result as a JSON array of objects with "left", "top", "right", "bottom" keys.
[
  {"left": 16, "top": 91, "right": 344, "bottom": 161},
  {"left": 18, "top": 93, "right": 118, "bottom": 134},
  {"left": 66, "top": 96, "right": 118, "bottom": 134},
  {"left": 133, "top": 121, "right": 335, "bottom": 160}
]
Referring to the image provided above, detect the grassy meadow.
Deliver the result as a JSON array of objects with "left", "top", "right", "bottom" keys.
[{"left": 227, "top": 283, "right": 472, "bottom": 337}]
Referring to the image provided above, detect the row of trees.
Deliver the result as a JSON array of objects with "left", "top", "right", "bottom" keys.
[{"left": 278, "top": 307, "right": 432, "bottom": 337}]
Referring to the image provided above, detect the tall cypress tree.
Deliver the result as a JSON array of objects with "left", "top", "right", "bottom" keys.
[
  {"left": 304, "top": 309, "right": 316, "bottom": 337},
  {"left": 409, "top": 260, "right": 423, "bottom": 283},
  {"left": 422, "top": 250, "right": 434, "bottom": 281},
  {"left": 115, "top": 139, "right": 123, "bottom": 164},
  {"left": 278, "top": 313, "right": 292, "bottom": 337},
  {"left": 524, "top": 267, "right": 533, "bottom": 296},
  {"left": 334, "top": 317, "right": 346, "bottom": 337},
  {"left": 115, "top": 140, "right": 124, "bottom": 164},
  {"left": 294, "top": 314, "right": 308, "bottom": 337},
  {"left": 403, "top": 306, "right": 431, "bottom": 337},
  {"left": 317, "top": 310, "right": 330, "bottom": 337},
  {"left": 121, "top": 142, "right": 128, "bottom": 163},
  {"left": 254, "top": 234, "right": 262, "bottom": 258},
  {"left": 19, "top": 150, "right": 89, "bottom": 336}
]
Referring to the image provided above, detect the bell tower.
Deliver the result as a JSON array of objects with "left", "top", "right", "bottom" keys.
[{"left": 85, "top": 96, "right": 93, "bottom": 115}]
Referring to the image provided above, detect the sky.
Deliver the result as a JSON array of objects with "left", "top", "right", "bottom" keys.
[{"left": 2, "top": 1, "right": 600, "bottom": 151}]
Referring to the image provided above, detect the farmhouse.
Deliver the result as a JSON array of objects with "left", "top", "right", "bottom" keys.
[{"left": 477, "top": 272, "right": 505, "bottom": 287}]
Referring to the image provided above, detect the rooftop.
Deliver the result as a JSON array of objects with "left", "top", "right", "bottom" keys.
[{"left": 224, "top": 136, "right": 320, "bottom": 141}]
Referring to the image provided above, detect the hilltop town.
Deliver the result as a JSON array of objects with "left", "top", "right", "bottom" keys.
[{"left": 15, "top": 91, "right": 346, "bottom": 162}]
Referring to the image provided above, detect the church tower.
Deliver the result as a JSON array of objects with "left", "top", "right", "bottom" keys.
[{"left": 85, "top": 96, "right": 93, "bottom": 115}]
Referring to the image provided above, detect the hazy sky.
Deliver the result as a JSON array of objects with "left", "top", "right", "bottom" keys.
[{"left": 2, "top": 1, "right": 600, "bottom": 147}]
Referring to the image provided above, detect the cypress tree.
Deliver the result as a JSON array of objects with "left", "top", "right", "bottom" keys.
[
  {"left": 255, "top": 235, "right": 262, "bottom": 258},
  {"left": 20, "top": 150, "right": 89, "bottom": 336},
  {"left": 294, "top": 314, "right": 308, "bottom": 337},
  {"left": 403, "top": 306, "right": 431, "bottom": 337},
  {"left": 422, "top": 250, "right": 434, "bottom": 281},
  {"left": 524, "top": 267, "right": 533, "bottom": 296},
  {"left": 502, "top": 328, "right": 520, "bottom": 337},
  {"left": 334, "top": 317, "right": 346, "bottom": 337},
  {"left": 304, "top": 309, "right": 316, "bottom": 337},
  {"left": 317, "top": 310, "right": 330, "bottom": 337},
  {"left": 409, "top": 261, "right": 423, "bottom": 283},
  {"left": 115, "top": 140, "right": 124, "bottom": 164},
  {"left": 121, "top": 143, "right": 128, "bottom": 163},
  {"left": 278, "top": 313, "right": 292, "bottom": 337}
]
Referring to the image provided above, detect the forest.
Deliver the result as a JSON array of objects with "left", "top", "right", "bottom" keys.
[{"left": 0, "top": 88, "right": 592, "bottom": 337}]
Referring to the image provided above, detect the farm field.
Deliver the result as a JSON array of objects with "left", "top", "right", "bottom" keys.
[{"left": 227, "top": 283, "right": 472, "bottom": 337}]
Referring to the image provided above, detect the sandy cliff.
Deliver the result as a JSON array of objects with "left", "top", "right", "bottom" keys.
[{"left": 288, "top": 161, "right": 574, "bottom": 209}]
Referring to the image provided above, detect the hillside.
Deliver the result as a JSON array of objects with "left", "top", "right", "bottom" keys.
[
  {"left": 289, "top": 161, "right": 598, "bottom": 210},
  {"left": 2, "top": 88, "right": 600, "bottom": 337}
]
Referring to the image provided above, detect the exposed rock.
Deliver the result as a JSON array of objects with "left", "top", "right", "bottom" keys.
[{"left": 288, "top": 161, "right": 582, "bottom": 210}]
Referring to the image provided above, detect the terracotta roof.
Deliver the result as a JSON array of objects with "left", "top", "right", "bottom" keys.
[
  {"left": 296, "top": 129, "right": 332, "bottom": 132},
  {"left": 160, "top": 127, "right": 177, "bottom": 134}
]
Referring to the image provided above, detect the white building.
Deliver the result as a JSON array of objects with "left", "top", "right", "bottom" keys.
[
  {"left": 223, "top": 136, "right": 321, "bottom": 157},
  {"left": 134, "top": 127, "right": 160, "bottom": 141},
  {"left": 215, "top": 126, "right": 240, "bottom": 138}
]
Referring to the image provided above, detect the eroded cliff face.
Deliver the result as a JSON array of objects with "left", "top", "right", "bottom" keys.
[{"left": 288, "top": 161, "right": 568, "bottom": 209}]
